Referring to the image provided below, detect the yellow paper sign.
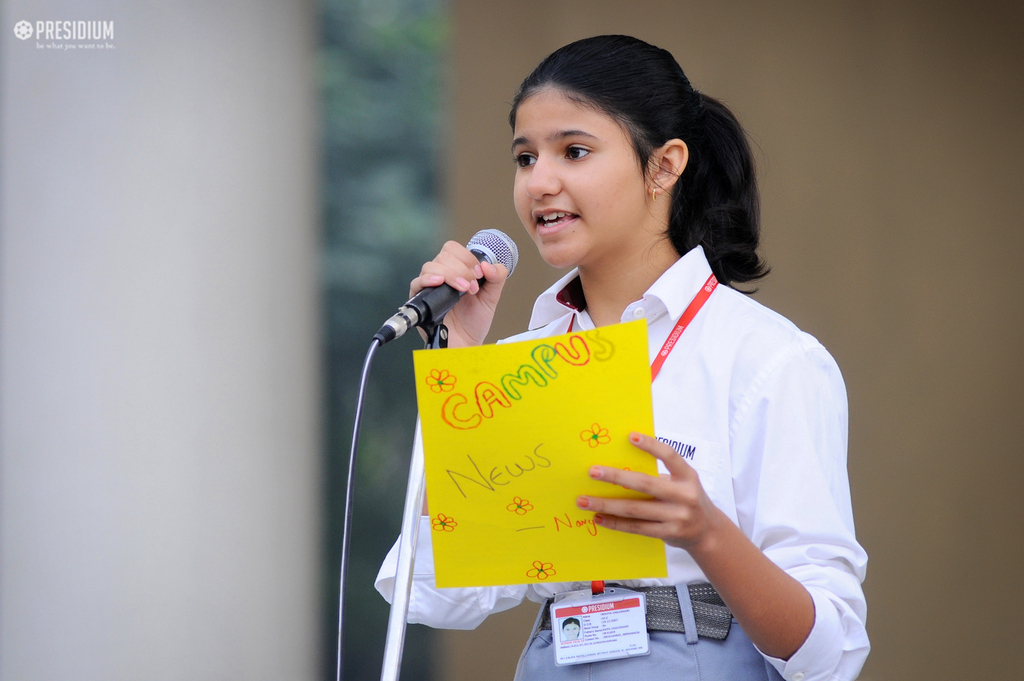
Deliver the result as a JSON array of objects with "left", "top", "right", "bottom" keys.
[{"left": 413, "top": 320, "right": 668, "bottom": 588}]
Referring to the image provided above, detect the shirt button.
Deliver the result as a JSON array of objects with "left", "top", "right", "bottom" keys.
[
  {"left": 632, "top": 307, "right": 645, "bottom": 318},
  {"left": 792, "top": 673, "right": 805, "bottom": 681}
]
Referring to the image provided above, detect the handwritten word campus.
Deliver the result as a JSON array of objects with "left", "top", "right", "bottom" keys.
[{"left": 437, "top": 334, "right": 611, "bottom": 430}]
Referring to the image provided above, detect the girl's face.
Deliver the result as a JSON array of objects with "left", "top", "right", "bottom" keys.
[{"left": 512, "top": 88, "right": 662, "bottom": 273}]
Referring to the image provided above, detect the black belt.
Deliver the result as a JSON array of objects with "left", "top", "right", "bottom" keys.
[{"left": 538, "top": 583, "right": 732, "bottom": 641}]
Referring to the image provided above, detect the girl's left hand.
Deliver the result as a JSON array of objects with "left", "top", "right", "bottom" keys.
[{"left": 576, "top": 432, "right": 724, "bottom": 551}]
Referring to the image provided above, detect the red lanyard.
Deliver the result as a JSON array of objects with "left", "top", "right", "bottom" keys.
[
  {"left": 564, "top": 273, "right": 718, "bottom": 382},
  {"left": 650, "top": 273, "right": 717, "bottom": 381}
]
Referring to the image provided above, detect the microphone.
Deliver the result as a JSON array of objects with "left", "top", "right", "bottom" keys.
[{"left": 374, "top": 229, "right": 519, "bottom": 345}]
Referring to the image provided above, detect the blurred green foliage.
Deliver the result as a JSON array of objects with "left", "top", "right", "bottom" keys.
[{"left": 319, "top": 0, "right": 447, "bottom": 678}]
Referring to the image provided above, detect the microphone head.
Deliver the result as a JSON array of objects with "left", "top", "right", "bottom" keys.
[{"left": 467, "top": 229, "right": 519, "bottom": 278}]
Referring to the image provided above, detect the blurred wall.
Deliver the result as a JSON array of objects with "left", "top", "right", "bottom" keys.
[
  {"left": 0, "top": 2, "right": 320, "bottom": 680},
  {"left": 442, "top": 1, "right": 1024, "bottom": 679}
]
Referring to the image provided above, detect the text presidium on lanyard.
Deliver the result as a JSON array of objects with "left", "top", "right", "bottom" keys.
[
  {"left": 551, "top": 273, "right": 719, "bottom": 666},
  {"left": 649, "top": 273, "right": 718, "bottom": 381}
]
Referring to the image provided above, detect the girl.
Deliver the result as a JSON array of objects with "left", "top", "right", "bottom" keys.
[{"left": 377, "top": 35, "right": 867, "bottom": 681}]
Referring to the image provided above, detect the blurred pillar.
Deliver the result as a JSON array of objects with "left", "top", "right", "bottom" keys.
[{"left": 0, "top": 2, "right": 320, "bottom": 680}]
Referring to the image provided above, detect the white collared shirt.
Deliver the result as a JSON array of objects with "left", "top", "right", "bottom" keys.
[{"left": 376, "top": 246, "right": 868, "bottom": 681}]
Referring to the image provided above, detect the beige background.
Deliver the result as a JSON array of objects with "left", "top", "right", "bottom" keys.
[{"left": 441, "top": 1, "right": 1023, "bottom": 679}]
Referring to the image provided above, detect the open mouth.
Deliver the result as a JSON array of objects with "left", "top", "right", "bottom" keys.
[{"left": 536, "top": 211, "right": 578, "bottom": 228}]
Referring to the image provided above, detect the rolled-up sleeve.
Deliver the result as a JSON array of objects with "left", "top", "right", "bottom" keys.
[{"left": 730, "top": 338, "right": 869, "bottom": 681}]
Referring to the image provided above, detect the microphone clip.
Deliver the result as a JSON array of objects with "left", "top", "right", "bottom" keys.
[{"left": 423, "top": 320, "right": 449, "bottom": 349}]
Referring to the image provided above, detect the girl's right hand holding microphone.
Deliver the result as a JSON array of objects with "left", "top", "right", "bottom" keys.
[{"left": 411, "top": 240, "right": 509, "bottom": 348}]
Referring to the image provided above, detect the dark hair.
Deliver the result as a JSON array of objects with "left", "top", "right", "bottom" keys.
[
  {"left": 509, "top": 35, "right": 768, "bottom": 287},
  {"left": 562, "top": 617, "right": 581, "bottom": 629}
]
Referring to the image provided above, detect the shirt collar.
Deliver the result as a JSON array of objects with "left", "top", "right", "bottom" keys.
[{"left": 527, "top": 246, "right": 716, "bottom": 330}]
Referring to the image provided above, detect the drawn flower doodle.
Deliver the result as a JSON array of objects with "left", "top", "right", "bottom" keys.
[
  {"left": 580, "top": 423, "right": 611, "bottom": 448},
  {"left": 526, "top": 561, "right": 556, "bottom": 580},
  {"left": 506, "top": 496, "right": 534, "bottom": 515},
  {"left": 431, "top": 513, "right": 457, "bottom": 532},
  {"left": 425, "top": 369, "right": 456, "bottom": 393}
]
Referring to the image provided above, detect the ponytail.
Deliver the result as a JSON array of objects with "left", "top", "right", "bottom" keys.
[
  {"left": 510, "top": 35, "right": 769, "bottom": 288},
  {"left": 670, "top": 92, "right": 767, "bottom": 286}
]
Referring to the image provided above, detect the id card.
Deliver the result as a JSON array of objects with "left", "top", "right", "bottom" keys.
[{"left": 549, "top": 588, "right": 650, "bottom": 666}]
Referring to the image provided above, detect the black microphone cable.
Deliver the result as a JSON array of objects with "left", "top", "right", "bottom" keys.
[{"left": 335, "top": 336, "right": 380, "bottom": 681}]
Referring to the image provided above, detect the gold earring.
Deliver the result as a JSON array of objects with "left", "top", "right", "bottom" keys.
[{"left": 651, "top": 188, "right": 658, "bottom": 202}]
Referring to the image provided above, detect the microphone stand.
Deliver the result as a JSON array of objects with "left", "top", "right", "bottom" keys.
[
  {"left": 379, "top": 426, "right": 426, "bottom": 681},
  {"left": 379, "top": 321, "right": 446, "bottom": 681},
  {"left": 357, "top": 229, "right": 516, "bottom": 680}
]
